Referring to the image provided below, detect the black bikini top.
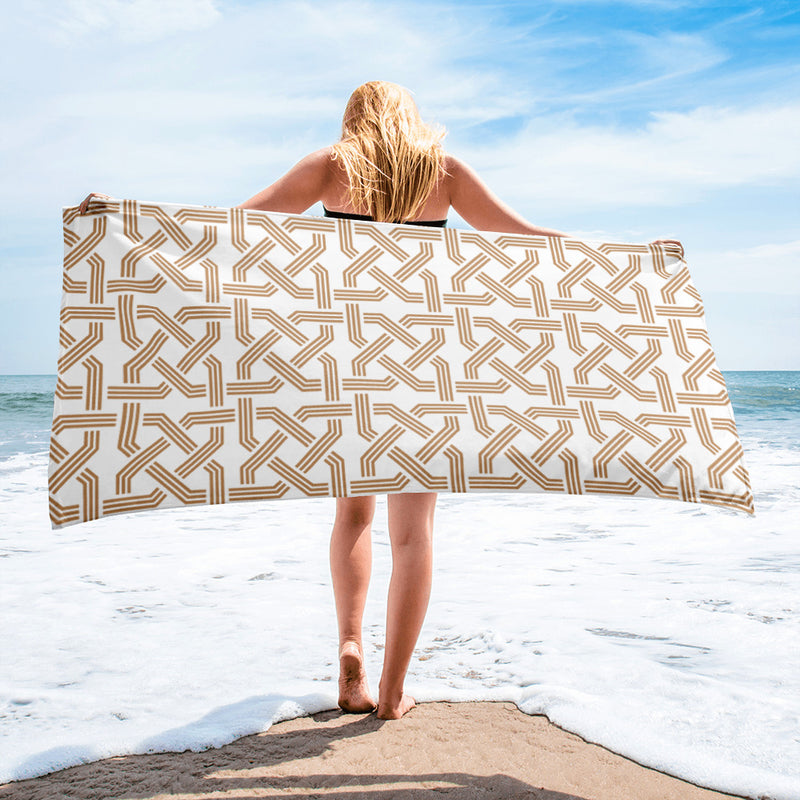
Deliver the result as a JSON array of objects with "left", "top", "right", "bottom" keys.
[{"left": 323, "top": 205, "right": 447, "bottom": 227}]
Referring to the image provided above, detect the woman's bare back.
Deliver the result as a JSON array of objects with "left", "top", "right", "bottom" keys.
[
  {"left": 320, "top": 147, "right": 451, "bottom": 222},
  {"left": 246, "top": 145, "right": 569, "bottom": 236}
]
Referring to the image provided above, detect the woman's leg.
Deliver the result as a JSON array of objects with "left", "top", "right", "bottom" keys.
[
  {"left": 378, "top": 491, "right": 436, "bottom": 719},
  {"left": 330, "top": 495, "right": 376, "bottom": 712}
]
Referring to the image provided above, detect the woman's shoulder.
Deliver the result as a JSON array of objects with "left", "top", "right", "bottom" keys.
[
  {"left": 295, "top": 146, "right": 336, "bottom": 168},
  {"left": 285, "top": 147, "right": 340, "bottom": 191},
  {"left": 312, "top": 145, "right": 346, "bottom": 179},
  {"left": 439, "top": 153, "right": 478, "bottom": 196},
  {"left": 441, "top": 152, "right": 473, "bottom": 177}
]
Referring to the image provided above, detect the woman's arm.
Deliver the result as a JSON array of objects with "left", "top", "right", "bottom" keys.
[
  {"left": 446, "top": 155, "right": 568, "bottom": 237},
  {"left": 236, "top": 147, "right": 332, "bottom": 212},
  {"left": 446, "top": 155, "right": 683, "bottom": 255}
]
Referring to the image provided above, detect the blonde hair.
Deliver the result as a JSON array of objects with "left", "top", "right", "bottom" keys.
[{"left": 331, "top": 81, "right": 447, "bottom": 223}]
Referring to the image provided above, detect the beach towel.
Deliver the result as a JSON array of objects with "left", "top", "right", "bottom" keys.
[{"left": 48, "top": 198, "right": 754, "bottom": 527}]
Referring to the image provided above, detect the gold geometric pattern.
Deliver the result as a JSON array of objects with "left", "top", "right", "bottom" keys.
[{"left": 48, "top": 198, "right": 754, "bottom": 527}]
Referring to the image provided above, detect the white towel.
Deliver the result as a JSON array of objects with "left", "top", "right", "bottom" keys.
[{"left": 48, "top": 198, "right": 754, "bottom": 527}]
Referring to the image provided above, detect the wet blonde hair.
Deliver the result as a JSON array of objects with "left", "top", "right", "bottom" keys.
[{"left": 331, "top": 81, "right": 447, "bottom": 223}]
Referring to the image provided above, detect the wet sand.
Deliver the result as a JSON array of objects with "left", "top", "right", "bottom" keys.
[{"left": 0, "top": 701, "right": 750, "bottom": 799}]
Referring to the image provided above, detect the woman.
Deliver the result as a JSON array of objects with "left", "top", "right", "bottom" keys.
[
  {"left": 79, "top": 80, "right": 681, "bottom": 721},
  {"left": 235, "top": 81, "right": 573, "bottom": 722}
]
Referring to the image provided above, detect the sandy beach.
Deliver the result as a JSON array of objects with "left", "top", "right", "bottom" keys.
[{"left": 0, "top": 701, "right": 749, "bottom": 799}]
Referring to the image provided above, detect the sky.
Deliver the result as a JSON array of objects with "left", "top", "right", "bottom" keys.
[{"left": 0, "top": 0, "right": 798, "bottom": 372}]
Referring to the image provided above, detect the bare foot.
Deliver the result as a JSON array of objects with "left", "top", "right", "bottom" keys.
[
  {"left": 376, "top": 693, "right": 416, "bottom": 720},
  {"left": 338, "top": 641, "right": 376, "bottom": 713}
]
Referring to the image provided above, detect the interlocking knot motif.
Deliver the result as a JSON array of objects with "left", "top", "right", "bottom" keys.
[{"left": 48, "top": 199, "right": 754, "bottom": 527}]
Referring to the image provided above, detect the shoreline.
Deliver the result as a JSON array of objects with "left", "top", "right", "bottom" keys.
[{"left": 0, "top": 701, "right": 751, "bottom": 800}]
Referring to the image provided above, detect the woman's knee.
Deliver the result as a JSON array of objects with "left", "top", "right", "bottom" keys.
[
  {"left": 334, "top": 495, "right": 377, "bottom": 528},
  {"left": 388, "top": 525, "right": 433, "bottom": 551},
  {"left": 387, "top": 492, "right": 436, "bottom": 547}
]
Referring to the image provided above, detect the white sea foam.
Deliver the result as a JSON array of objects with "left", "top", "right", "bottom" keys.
[{"left": 1, "top": 424, "right": 799, "bottom": 799}]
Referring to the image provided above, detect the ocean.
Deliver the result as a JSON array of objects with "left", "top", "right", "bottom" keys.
[{"left": 1, "top": 371, "right": 798, "bottom": 799}]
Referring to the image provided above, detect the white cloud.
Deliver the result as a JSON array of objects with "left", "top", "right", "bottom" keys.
[
  {"left": 622, "top": 31, "right": 727, "bottom": 76},
  {"left": 557, "top": 30, "right": 729, "bottom": 106},
  {"left": 1, "top": 1, "right": 796, "bottom": 225},
  {"left": 690, "top": 240, "right": 800, "bottom": 295},
  {"left": 38, "top": 0, "right": 221, "bottom": 43},
  {"left": 545, "top": 0, "right": 694, "bottom": 5},
  {"left": 0, "top": 0, "right": 539, "bottom": 207},
  {"left": 457, "top": 103, "right": 800, "bottom": 212},
  {"left": 1, "top": 3, "right": 796, "bottom": 246}
]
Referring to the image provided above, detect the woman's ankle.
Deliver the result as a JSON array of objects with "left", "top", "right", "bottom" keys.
[
  {"left": 378, "top": 680, "right": 404, "bottom": 705},
  {"left": 339, "top": 638, "right": 363, "bottom": 656},
  {"left": 376, "top": 691, "right": 416, "bottom": 719}
]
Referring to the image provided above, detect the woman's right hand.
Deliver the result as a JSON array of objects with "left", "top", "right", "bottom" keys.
[{"left": 78, "top": 192, "right": 112, "bottom": 214}]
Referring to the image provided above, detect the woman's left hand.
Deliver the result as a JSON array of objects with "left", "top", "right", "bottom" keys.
[
  {"left": 78, "top": 192, "right": 112, "bottom": 214},
  {"left": 651, "top": 238, "right": 684, "bottom": 259}
]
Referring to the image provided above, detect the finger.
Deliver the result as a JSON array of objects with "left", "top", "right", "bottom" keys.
[
  {"left": 653, "top": 239, "right": 684, "bottom": 260},
  {"left": 654, "top": 239, "right": 682, "bottom": 248},
  {"left": 79, "top": 194, "right": 95, "bottom": 214}
]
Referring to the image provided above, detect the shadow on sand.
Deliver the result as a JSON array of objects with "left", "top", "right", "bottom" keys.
[{"left": 0, "top": 704, "right": 592, "bottom": 799}]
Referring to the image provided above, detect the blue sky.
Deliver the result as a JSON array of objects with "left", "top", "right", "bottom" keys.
[{"left": 1, "top": 0, "right": 798, "bottom": 372}]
